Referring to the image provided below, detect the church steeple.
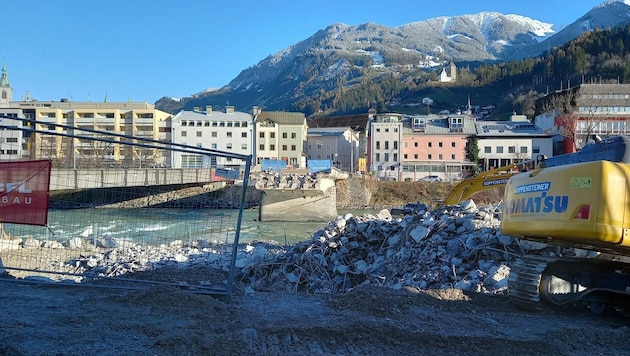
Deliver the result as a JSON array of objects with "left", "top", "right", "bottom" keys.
[
  {"left": 0, "top": 62, "right": 9, "bottom": 87},
  {"left": 0, "top": 62, "right": 12, "bottom": 105}
]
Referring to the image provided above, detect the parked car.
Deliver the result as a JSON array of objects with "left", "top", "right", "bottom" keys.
[{"left": 420, "top": 175, "right": 441, "bottom": 182}]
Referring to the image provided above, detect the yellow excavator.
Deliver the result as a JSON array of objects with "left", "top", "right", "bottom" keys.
[{"left": 446, "top": 135, "right": 630, "bottom": 313}]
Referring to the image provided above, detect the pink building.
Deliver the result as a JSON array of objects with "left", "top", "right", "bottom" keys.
[{"left": 400, "top": 115, "right": 477, "bottom": 181}]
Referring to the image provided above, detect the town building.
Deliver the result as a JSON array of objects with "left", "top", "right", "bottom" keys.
[
  {"left": 1, "top": 64, "right": 173, "bottom": 168},
  {"left": 170, "top": 105, "right": 255, "bottom": 170},
  {"left": 535, "top": 83, "right": 630, "bottom": 153},
  {"left": 368, "top": 113, "right": 403, "bottom": 180},
  {"left": 401, "top": 114, "right": 477, "bottom": 181},
  {"left": 0, "top": 64, "right": 25, "bottom": 160},
  {"left": 476, "top": 114, "right": 554, "bottom": 170},
  {"left": 306, "top": 127, "right": 358, "bottom": 172},
  {"left": 255, "top": 111, "right": 308, "bottom": 168},
  {"left": 307, "top": 111, "right": 373, "bottom": 172}
]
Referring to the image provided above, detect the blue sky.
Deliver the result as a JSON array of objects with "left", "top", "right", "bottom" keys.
[{"left": 3, "top": 0, "right": 610, "bottom": 103}]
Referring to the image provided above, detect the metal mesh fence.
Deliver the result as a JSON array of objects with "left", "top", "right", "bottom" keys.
[{"left": 0, "top": 116, "right": 251, "bottom": 299}]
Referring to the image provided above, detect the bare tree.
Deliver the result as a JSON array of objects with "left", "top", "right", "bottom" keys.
[{"left": 540, "top": 87, "right": 611, "bottom": 151}]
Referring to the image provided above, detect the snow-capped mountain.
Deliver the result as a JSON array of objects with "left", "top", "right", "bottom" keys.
[{"left": 156, "top": 1, "right": 630, "bottom": 114}]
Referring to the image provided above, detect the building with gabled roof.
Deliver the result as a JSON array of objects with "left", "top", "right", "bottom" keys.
[
  {"left": 256, "top": 111, "right": 307, "bottom": 168},
  {"left": 307, "top": 127, "right": 358, "bottom": 172}
]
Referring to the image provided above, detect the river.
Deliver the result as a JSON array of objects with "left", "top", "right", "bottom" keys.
[{"left": 2, "top": 208, "right": 382, "bottom": 246}]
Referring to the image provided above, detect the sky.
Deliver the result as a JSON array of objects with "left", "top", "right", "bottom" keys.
[{"left": 2, "top": 0, "right": 612, "bottom": 104}]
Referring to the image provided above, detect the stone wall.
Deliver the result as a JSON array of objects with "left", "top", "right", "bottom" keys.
[{"left": 335, "top": 177, "right": 376, "bottom": 209}]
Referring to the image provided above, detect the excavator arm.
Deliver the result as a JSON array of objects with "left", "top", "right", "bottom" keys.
[{"left": 442, "top": 162, "right": 531, "bottom": 205}]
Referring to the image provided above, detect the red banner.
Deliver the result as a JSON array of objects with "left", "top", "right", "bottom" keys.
[{"left": 0, "top": 160, "right": 51, "bottom": 226}]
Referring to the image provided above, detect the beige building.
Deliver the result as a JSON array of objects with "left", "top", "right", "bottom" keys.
[
  {"left": 0, "top": 64, "right": 173, "bottom": 168},
  {"left": 255, "top": 111, "right": 307, "bottom": 168}
]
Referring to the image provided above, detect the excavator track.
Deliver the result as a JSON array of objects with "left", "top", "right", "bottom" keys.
[{"left": 507, "top": 256, "right": 556, "bottom": 311}]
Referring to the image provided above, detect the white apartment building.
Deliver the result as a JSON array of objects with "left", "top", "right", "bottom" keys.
[
  {"left": 476, "top": 115, "right": 554, "bottom": 170},
  {"left": 368, "top": 113, "right": 403, "bottom": 180},
  {"left": 170, "top": 106, "right": 254, "bottom": 170}
]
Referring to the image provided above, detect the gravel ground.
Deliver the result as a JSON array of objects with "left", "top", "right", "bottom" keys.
[{"left": 1, "top": 266, "right": 629, "bottom": 356}]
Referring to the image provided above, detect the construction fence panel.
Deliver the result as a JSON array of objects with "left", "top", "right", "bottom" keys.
[{"left": 0, "top": 117, "right": 251, "bottom": 299}]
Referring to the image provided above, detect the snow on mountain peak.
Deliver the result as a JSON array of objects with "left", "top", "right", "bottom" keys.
[{"left": 596, "top": 0, "right": 630, "bottom": 9}]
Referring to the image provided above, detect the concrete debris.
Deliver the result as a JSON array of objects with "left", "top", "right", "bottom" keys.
[
  {"left": 253, "top": 171, "right": 322, "bottom": 190},
  {"left": 1, "top": 199, "right": 586, "bottom": 296},
  {"left": 239, "top": 199, "right": 579, "bottom": 295}
]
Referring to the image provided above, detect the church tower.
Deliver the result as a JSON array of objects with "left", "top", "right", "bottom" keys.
[
  {"left": 449, "top": 61, "right": 457, "bottom": 83},
  {"left": 0, "top": 62, "right": 13, "bottom": 107}
]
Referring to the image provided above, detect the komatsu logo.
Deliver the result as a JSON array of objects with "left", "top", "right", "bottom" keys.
[{"left": 505, "top": 181, "right": 568, "bottom": 214}]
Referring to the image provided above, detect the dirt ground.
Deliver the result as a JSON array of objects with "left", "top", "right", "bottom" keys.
[{"left": 1, "top": 266, "right": 629, "bottom": 356}]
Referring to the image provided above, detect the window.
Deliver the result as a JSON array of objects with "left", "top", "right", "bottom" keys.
[
  {"left": 375, "top": 153, "right": 380, "bottom": 161},
  {"left": 520, "top": 146, "right": 528, "bottom": 154},
  {"left": 384, "top": 153, "right": 390, "bottom": 162},
  {"left": 241, "top": 132, "right": 247, "bottom": 138},
  {"left": 403, "top": 154, "right": 408, "bottom": 159},
  {"left": 211, "top": 131, "right": 217, "bottom": 137},
  {"left": 385, "top": 141, "right": 389, "bottom": 150},
  {"left": 282, "top": 145, "right": 287, "bottom": 150},
  {"left": 404, "top": 142, "right": 408, "bottom": 148},
  {"left": 438, "top": 154, "right": 443, "bottom": 160},
  {"left": 451, "top": 142, "right": 456, "bottom": 148},
  {"left": 226, "top": 143, "right": 232, "bottom": 149},
  {"left": 484, "top": 146, "right": 491, "bottom": 153},
  {"left": 211, "top": 143, "right": 217, "bottom": 149},
  {"left": 414, "top": 154, "right": 418, "bottom": 159},
  {"left": 428, "top": 142, "right": 432, "bottom": 147},
  {"left": 270, "top": 144, "right": 275, "bottom": 150},
  {"left": 308, "top": 144, "right": 311, "bottom": 150},
  {"left": 428, "top": 154, "right": 432, "bottom": 160},
  {"left": 181, "top": 131, "right": 187, "bottom": 137},
  {"left": 241, "top": 144, "right": 247, "bottom": 149},
  {"left": 533, "top": 146, "right": 541, "bottom": 154},
  {"left": 376, "top": 141, "right": 380, "bottom": 150},
  {"left": 393, "top": 141, "right": 398, "bottom": 149},
  {"left": 496, "top": 146, "right": 503, "bottom": 153},
  {"left": 317, "top": 144, "right": 322, "bottom": 149},
  {"left": 259, "top": 144, "right": 265, "bottom": 150},
  {"left": 181, "top": 155, "right": 202, "bottom": 168},
  {"left": 291, "top": 133, "right": 296, "bottom": 139},
  {"left": 414, "top": 142, "right": 418, "bottom": 147},
  {"left": 6, "top": 138, "right": 18, "bottom": 143},
  {"left": 270, "top": 132, "right": 275, "bottom": 139},
  {"left": 393, "top": 153, "right": 398, "bottom": 162},
  {"left": 451, "top": 154, "right": 456, "bottom": 160},
  {"left": 291, "top": 145, "right": 296, "bottom": 151},
  {"left": 326, "top": 144, "right": 331, "bottom": 150},
  {"left": 508, "top": 146, "right": 516, "bottom": 154},
  {"left": 259, "top": 132, "right": 265, "bottom": 138},
  {"left": 438, "top": 142, "right": 443, "bottom": 148},
  {"left": 226, "top": 132, "right": 233, "bottom": 138},
  {"left": 196, "top": 131, "right": 202, "bottom": 137},
  {"left": 282, "top": 133, "right": 288, "bottom": 139}
]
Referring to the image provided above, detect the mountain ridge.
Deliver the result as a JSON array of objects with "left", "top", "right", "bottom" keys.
[{"left": 156, "top": 1, "right": 630, "bottom": 116}]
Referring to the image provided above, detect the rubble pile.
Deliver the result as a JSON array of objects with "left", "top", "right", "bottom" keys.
[
  {"left": 253, "top": 171, "right": 319, "bottom": 190},
  {"left": 240, "top": 200, "right": 536, "bottom": 294}
]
